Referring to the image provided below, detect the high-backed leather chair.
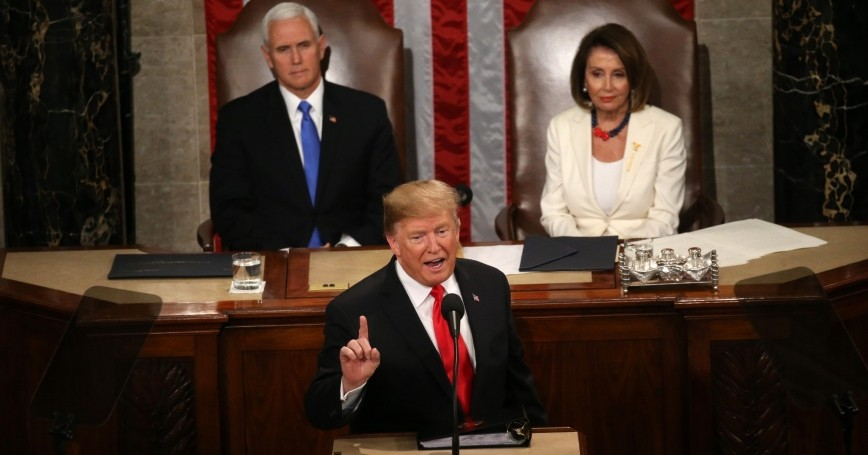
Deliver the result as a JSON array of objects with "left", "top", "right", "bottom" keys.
[
  {"left": 494, "top": 0, "right": 724, "bottom": 240},
  {"left": 199, "top": 0, "right": 405, "bottom": 251}
]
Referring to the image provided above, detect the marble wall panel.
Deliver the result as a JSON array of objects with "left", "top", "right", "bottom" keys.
[
  {"left": 772, "top": 0, "right": 868, "bottom": 223},
  {"left": 0, "top": 109, "right": 4, "bottom": 248},
  {"left": 0, "top": 0, "right": 127, "bottom": 247}
]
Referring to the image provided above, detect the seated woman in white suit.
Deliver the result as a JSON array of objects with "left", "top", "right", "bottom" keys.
[{"left": 540, "top": 23, "right": 686, "bottom": 239}]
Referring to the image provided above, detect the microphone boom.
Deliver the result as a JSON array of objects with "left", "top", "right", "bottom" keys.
[
  {"left": 441, "top": 294, "right": 464, "bottom": 339},
  {"left": 440, "top": 293, "right": 465, "bottom": 454}
]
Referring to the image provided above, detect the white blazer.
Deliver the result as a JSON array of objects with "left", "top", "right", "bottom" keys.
[{"left": 540, "top": 105, "right": 686, "bottom": 239}]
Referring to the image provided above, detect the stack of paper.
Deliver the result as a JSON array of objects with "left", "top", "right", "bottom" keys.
[{"left": 652, "top": 219, "right": 827, "bottom": 267}]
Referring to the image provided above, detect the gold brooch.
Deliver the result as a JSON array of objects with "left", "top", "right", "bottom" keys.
[{"left": 626, "top": 142, "right": 642, "bottom": 171}]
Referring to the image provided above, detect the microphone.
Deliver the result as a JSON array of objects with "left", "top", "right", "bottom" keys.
[
  {"left": 441, "top": 294, "right": 465, "bottom": 339},
  {"left": 454, "top": 184, "right": 473, "bottom": 207},
  {"left": 440, "top": 293, "right": 465, "bottom": 454}
]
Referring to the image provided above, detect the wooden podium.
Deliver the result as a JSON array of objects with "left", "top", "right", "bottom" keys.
[
  {"left": 2, "top": 225, "right": 868, "bottom": 454},
  {"left": 332, "top": 427, "right": 585, "bottom": 454}
]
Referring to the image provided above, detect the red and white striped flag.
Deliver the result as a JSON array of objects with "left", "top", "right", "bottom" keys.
[{"left": 205, "top": 0, "right": 693, "bottom": 242}]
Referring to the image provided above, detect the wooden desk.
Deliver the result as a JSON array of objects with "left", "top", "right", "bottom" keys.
[
  {"left": 2, "top": 226, "right": 867, "bottom": 455},
  {"left": 332, "top": 427, "right": 585, "bottom": 454}
]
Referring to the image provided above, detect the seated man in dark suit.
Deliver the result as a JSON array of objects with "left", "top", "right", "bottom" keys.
[
  {"left": 305, "top": 179, "right": 548, "bottom": 434},
  {"left": 209, "top": 2, "right": 402, "bottom": 250}
]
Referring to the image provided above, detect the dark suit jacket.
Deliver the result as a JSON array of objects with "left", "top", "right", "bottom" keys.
[
  {"left": 305, "top": 257, "right": 548, "bottom": 434},
  {"left": 209, "top": 80, "right": 402, "bottom": 250}
]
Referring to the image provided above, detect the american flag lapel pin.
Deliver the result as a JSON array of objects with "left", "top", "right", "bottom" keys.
[{"left": 472, "top": 293, "right": 480, "bottom": 302}]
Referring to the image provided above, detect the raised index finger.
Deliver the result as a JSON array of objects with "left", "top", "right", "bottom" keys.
[{"left": 358, "top": 315, "right": 369, "bottom": 341}]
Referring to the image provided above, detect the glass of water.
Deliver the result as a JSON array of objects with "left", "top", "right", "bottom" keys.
[{"left": 232, "top": 252, "right": 264, "bottom": 291}]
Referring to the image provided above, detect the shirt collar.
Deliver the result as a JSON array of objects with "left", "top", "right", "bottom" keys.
[
  {"left": 393, "top": 260, "right": 459, "bottom": 310},
  {"left": 278, "top": 77, "right": 325, "bottom": 116}
]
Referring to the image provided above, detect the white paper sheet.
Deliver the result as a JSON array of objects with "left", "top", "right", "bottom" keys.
[
  {"left": 652, "top": 219, "right": 827, "bottom": 267},
  {"left": 463, "top": 244, "right": 526, "bottom": 275}
]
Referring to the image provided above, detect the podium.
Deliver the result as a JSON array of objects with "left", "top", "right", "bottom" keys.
[
  {"left": 331, "top": 427, "right": 585, "bottom": 454},
  {"left": 3, "top": 225, "right": 868, "bottom": 454}
]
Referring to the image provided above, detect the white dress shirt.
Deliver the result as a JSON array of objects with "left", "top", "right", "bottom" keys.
[{"left": 277, "top": 77, "right": 324, "bottom": 166}]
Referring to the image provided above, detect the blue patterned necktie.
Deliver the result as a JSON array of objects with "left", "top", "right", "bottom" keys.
[{"left": 299, "top": 101, "right": 322, "bottom": 247}]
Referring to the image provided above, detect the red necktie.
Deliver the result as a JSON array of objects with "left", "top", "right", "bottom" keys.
[{"left": 431, "top": 284, "right": 474, "bottom": 416}]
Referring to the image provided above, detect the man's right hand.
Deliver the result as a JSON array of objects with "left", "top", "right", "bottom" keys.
[{"left": 340, "top": 315, "right": 380, "bottom": 391}]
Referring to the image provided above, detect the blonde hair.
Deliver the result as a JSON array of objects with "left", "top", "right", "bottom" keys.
[{"left": 383, "top": 180, "right": 460, "bottom": 236}]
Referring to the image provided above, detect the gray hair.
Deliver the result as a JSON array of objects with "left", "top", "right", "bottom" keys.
[{"left": 261, "top": 2, "right": 321, "bottom": 46}]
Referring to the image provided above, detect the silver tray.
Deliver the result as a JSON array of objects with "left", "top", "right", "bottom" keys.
[{"left": 618, "top": 249, "right": 719, "bottom": 294}]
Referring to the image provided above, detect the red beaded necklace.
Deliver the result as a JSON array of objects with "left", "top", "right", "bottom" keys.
[{"left": 591, "top": 108, "right": 631, "bottom": 141}]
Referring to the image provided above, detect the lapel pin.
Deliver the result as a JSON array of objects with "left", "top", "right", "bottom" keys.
[
  {"left": 627, "top": 142, "right": 643, "bottom": 171},
  {"left": 329, "top": 116, "right": 337, "bottom": 123},
  {"left": 472, "top": 293, "right": 479, "bottom": 302}
]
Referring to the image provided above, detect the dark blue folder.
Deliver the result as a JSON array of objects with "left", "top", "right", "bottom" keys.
[
  {"left": 107, "top": 253, "right": 233, "bottom": 279},
  {"left": 519, "top": 235, "right": 618, "bottom": 272}
]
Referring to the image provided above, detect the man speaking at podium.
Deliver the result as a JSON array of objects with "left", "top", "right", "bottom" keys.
[{"left": 305, "top": 180, "right": 548, "bottom": 434}]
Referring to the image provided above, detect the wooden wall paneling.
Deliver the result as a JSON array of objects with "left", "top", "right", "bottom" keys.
[
  {"left": 118, "top": 357, "right": 198, "bottom": 453},
  {"left": 219, "top": 323, "right": 348, "bottom": 455},
  {"left": 516, "top": 307, "right": 686, "bottom": 455},
  {"left": 1, "top": 304, "right": 68, "bottom": 454},
  {"left": 0, "top": 287, "right": 224, "bottom": 455},
  {"left": 116, "top": 330, "right": 224, "bottom": 454},
  {"left": 685, "top": 296, "right": 868, "bottom": 455}
]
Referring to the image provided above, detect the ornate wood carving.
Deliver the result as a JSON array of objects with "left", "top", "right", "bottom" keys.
[
  {"left": 712, "top": 340, "right": 790, "bottom": 454},
  {"left": 118, "top": 358, "right": 197, "bottom": 454}
]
